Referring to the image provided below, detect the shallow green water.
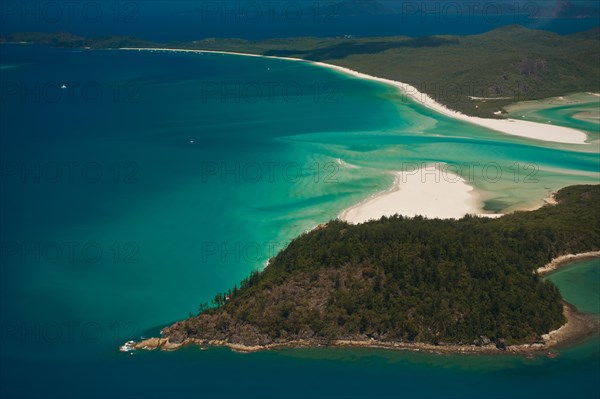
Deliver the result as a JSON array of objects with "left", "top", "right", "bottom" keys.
[{"left": 547, "top": 258, "right": 600, "bottom": 316}]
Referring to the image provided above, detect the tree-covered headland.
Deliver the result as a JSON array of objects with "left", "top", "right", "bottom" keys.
[{"left": 162, "top": 185, "right": 600, "bottom": 349}]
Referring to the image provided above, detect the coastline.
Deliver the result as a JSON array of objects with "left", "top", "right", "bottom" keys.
[
  {"left": 337, "top": 165, "right": 500, "bottom": 223},
  {"left": 127, "top": 303, "right": 597, "bottom": 356},
  {"left": 537, "top": 251, "right": 600, "bottom": 275},
  {"left": 124, "top": 252, "right": 600, "bottom": 356},
  {"left": 505, "top": 93, "right": 600, "bottom": 122},
  {"left": 119, "top": 47, "right": 589, "bottom": 145}
]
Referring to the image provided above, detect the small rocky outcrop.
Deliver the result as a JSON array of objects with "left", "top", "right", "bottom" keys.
[{"left": 495, "top": 338, "right": 507, "bottom": 350}]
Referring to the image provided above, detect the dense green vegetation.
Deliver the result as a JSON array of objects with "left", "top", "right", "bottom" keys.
[
  {"left": 162, "top": 185, "right": 600, "bottom": 348},
  {"left": 4, "top": 25, "right": 598, "bottom": 117}
]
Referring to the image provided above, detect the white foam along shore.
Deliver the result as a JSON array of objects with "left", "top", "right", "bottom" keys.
[
  {"left": 338, "top": 164, "right": 498, "bottom": 223},
  {"left": 120, "top": 47, "right": 589, "bottom": 145}
]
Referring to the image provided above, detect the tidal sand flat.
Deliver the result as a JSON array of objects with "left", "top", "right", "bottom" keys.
[
  {"left": 504, "top": 92, "right": 600, "bottom": 142},
  {"left": 338, "top": 165, "right": 484, "bottom": 223}
]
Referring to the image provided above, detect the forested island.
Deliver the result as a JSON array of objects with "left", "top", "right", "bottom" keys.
[
  {"left": 130, "top": 185, "right": 600, "bottom": 354},
  {"left": 2, "top": 25, "right": 599, "bottom": 117}
]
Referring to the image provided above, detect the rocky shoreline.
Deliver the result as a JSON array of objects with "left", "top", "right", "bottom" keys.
[
  {"left": 537, "top": 251, "right": 600, "bottom": 275},
  {"left": 123, "top": 302, "right": 598, "bottom": 355}
]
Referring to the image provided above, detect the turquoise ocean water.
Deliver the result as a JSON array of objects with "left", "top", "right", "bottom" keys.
[{"left": 0, "top": 44, "right": 599, "bottom": 399}]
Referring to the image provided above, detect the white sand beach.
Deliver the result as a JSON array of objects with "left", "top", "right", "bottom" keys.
[
  {"left": 338, "top": 165, "right": 496, "bottom": 223},
  {"left": 121, "top": 47, "right": 589, "bottom": 145}
]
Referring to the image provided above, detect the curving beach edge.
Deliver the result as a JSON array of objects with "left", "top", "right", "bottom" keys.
[
  {"left": 337, "top": 165, "right": 502, "bottom": 223},
  {"left": 120, "top": 47, "right": 590, "bottom": 145},
  {"left": 537, "top": 251, "right": 600, "bottom": 275}
]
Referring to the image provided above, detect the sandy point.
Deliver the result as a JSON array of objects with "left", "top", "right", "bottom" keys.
[{"left": 338, "top": 164, "right": 501, "bottom": 223}]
